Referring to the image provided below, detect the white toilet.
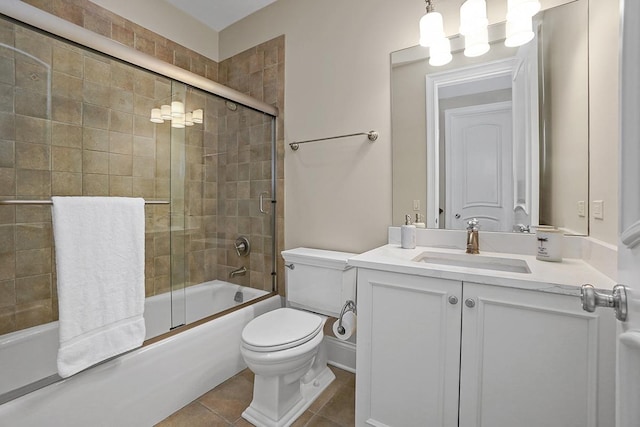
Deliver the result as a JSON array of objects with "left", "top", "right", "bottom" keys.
[{"left": 240, "top": 248, "right": 356, "bottom": 427}]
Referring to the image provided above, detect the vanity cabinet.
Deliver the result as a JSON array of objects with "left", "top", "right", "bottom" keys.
[{"left": 355, "top": 269, "right": 616, "bottom": 427}]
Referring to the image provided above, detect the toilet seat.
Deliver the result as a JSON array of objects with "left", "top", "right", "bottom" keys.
[{"left": 242, "top": 308, "right": 323, "bottom": 352}]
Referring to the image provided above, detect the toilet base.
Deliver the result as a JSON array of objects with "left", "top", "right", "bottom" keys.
[{"left": 242, "top": 366, "right": 335, "bottom": 427}]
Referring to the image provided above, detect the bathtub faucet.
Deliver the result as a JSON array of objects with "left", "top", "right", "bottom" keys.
[{"left": 230, "top": 266, "right": 247, "bottom": 278}]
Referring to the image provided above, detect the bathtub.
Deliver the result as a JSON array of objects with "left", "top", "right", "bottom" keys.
[{"left": 0, "top": 281, "right": 280, "bottom": 426}]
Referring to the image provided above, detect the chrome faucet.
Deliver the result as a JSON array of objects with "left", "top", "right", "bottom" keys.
[
  {"left": 229, "top": 266, "right": 247, "bottom": 278},
  {"left": 466, "top": 218, "right": 479, "bottom": 254}
]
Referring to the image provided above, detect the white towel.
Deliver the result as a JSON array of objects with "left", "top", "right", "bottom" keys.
[{"left": 51, "top": 196, "right": 146, "bottom": 378}]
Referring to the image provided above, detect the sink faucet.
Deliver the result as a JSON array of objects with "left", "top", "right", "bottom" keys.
[
  {"left": 466, "top": 218, "right": 479, "bottom": 254},
  {"left": 230, "top": 266, "right": 247, "bottom": 278}
]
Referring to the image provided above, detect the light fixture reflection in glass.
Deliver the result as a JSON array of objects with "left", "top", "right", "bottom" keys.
[
  {"left": 160, "top": 104, "right": 172, "bottom": 120},
  {"left": 419, "top": 0, "right": 445, "bottom": 47},
  {"left": 171, "top": 114, "right": 185, "bottom": 128},
  {"left": 171, "top": 101, "right": 184, "bottom": 118},
  {"left": 429, "top": 37, "right": 452, "bottom": 66},
  {"left": 505, "top": 14, "right": 535, "bottom": 47},
  {"left": 507, "top": 0, "right": 541, "bottom": 20},
  {"left": 192, "top": 109, "right": 203, "bottom": 124},
  {"left": 150, "top": 108, "right": 164, "bottom": 124},
  {"left": 185, "top": 112, "right": 194, "bottom": 126}
]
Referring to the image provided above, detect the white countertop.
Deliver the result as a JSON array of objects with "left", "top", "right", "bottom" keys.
[{"left": 348, "top": 244, "right": 616, "bottom": 297}]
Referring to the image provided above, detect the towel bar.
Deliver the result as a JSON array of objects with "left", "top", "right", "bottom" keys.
[{"left": 0, "top": 199, "right": 170, "bottom": 205}]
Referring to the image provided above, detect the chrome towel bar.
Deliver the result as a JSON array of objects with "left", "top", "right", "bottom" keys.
[
  {"left": 0, "top": 199, "right": 170, "bottom": 205},
  {"left": 289, "top": 130, "right": 378, "bottom": 151}
]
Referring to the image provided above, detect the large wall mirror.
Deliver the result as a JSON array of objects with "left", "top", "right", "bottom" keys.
[{"left": 391, "top": 0, "right": 588, "bottom": 235}]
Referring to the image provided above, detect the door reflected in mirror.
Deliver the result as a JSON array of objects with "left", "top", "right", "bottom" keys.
[{"left": 391, "top": 0, "right": 588, "bottom": 235}]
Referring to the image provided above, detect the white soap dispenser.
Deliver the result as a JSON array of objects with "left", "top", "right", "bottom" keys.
[
  {"left": 414, "top": 213, "right": 426, "bottom": 229},
  {"left": 401, "top": 214, "right": 416, "bottom": 249}
]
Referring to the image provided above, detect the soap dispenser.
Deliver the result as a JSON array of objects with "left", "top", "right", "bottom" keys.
[
  {"left": 401, "top": 214, "right": 416, "bottom": 249},
  {"left": 414, "top": 213, "right": 426, "bottom": 229}
]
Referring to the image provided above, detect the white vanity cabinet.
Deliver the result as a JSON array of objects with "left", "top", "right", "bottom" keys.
[{"left": 355, "top": 269, "right": 616, "bottom": 427}]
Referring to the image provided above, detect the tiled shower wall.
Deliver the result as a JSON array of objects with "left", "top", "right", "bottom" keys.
[
  {"left": 0, "top": 19, "right": 174, "bottom": 334},
  {"left": 23, "top": 0, "right": 286, "bottom": 292},
  {"left": 1, "top": 1, "right": 286, "bottom": 335}
]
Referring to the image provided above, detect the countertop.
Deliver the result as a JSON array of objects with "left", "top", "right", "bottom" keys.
[{"left": 348, "top": 244, "right": 616, "bottom": 297}]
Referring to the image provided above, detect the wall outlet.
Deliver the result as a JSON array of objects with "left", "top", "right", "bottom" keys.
[
  {"left": 413, "top": 200, "right": 420, "bottom": 211},
  {"left": 593, "top": 200, "right": 604, "bottom": 220},
  {"left": 577, "top": 201, "right": 585, "bottom": 217}
]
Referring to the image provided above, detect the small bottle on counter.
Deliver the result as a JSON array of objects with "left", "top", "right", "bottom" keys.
[
  {"left": 535, "top": 226, "right": 563, "bottom": 262},
  {"left": 401, "top": 214, "right": 416, "bottom": 249},
  {"left": 414, "top": 213, "right": 426, "bottom": 229}
]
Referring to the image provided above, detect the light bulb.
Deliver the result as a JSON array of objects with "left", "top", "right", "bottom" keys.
[
  {"left": 171, "top": 114, "right": 185, "bottom": 128},
  {"left": 419, "top": 10, "right": 445, "bottom": 47},
  {"left": 464, "top": 27, "right": 490, "bottom": 57},
  {"left": 192, "top": 109, "right": 203, "bottom": 124},
  {"left": 150, "top": 108, "right": 164, "bottom": 124},
  {"left": 505, "top": 14, "right": 535, "bottom": 47},
  {"left": 160, "top": 104, "right": 172, "bottom": 120},
  {"left": 429, "top": 37, "right": 452, "bottom": 66},
  {"left": 171, "top": 101, "right": 184, "bottom": 118},
  {"left": 460, "top": 0, "right": 488, "bottom": 36}
]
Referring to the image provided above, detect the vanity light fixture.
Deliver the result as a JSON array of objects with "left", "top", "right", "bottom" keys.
[
  {"left": 429, "top": 37, "right": 453, "bottom": 66},
  {"left": 160, "top": 104, "right": 172, "bottom": 120},
  {"left": 150, "top": 108, "right": 164, "bottom": 124},
  {"left": 505, "top": 0, "right": 540, "bottom": 47},
  {"left": 149, "top": 103, "right": 204, "bottom": 127},
  {"left": 460, "top": 0, "right": 490, "bottom": 57},
  {"left": 419, "top": 0, "right": 445, "bottom": 47},
  {"left": 504, "top": 14, "right": 535, "bottom": 47}
]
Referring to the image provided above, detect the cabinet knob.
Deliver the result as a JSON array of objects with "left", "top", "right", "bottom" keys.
[
  {"left": 465, "top": 298, "right": 476, "bottom": 308},
  {"left": 448, "top": 295, "right": 458, "bottom": 305}
]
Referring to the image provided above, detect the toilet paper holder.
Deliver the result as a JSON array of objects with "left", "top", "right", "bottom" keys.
[{"left": 337, "top": 300, "right": 357, "bottom": 335}]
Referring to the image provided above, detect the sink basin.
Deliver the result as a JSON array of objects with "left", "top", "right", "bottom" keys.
[{"left": 412, "top": 252, "right": 531, "bottom": 274}]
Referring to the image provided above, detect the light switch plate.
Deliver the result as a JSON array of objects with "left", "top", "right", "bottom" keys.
[
  {"left": 577, "top": 201, "right": 585, "bottom": 217},
  {"left": 593, "top": 200, "right": 604, "bottom": 219},
  {"left": 413, "top": 200, "right": 420, "bottom": 211}
]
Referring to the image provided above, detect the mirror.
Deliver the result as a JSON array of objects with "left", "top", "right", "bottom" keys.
[{"left": 391, "top": 0, "right": 588, "bottom": 235}]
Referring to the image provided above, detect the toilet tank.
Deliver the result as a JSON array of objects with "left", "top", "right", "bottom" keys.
[{"left": 281, "top": 248, "right": 356, "bottom": 318}]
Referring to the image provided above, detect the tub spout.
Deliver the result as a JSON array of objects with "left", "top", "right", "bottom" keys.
[{"left": 230, "top": 266, "right": 247, "bottom": 278}]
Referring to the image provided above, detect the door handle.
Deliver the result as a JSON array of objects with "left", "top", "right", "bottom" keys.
[
  {"left": 259, "top": 192, "right": 271, "bottom": 214},
  {"left": 580, "top": 284, "right": 628, "bottom": 321}
]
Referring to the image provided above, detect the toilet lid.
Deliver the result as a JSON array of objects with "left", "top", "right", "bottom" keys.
[{"left": 242, "top": 308, "right": 323, "bottom": 352}]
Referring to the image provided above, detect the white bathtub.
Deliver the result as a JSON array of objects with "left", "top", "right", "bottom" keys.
[{"left": 0, "top": 282, "right": 279, "bottom": 426}]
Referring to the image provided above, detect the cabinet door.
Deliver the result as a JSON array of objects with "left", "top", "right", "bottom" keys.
[
  {"left": 459, "top": 282, "right": 616, "bottom": 427},
  {"left": 356, "top": 269, "right": 462, "bottom": 427}
]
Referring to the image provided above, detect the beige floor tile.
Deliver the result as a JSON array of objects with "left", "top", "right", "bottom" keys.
[
  {"left": 155, "top": 401, "right": 230, "bottom": 427},
  {"left": 317, "top": 382, "right": 356, "bottom": 427},
  {"left": 198, "top": 374, "right": 254, "bottom": 423}
]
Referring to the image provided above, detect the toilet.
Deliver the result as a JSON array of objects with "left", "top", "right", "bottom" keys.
[{"left": 240, "top": 248, "right": 356, "bottom": 427}]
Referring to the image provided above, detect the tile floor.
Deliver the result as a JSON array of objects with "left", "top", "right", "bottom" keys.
[{"left": 155, "top": 366, "right": 355, "bottom": 426}]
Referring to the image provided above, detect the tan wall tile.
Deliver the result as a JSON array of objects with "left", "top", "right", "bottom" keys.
[
  {"left": 15, "top": 223, "right": 50, "bottom": 251},
  {"left": 15, "top": 248, "right": 51, "bottom": 278},
  {"left": 84, "top": 56, "right": 111, "bottom": 84},
  {"left": 15, "top": 273, "right": 51, "bottom": 304},
  {"left": 52, "top": 123, "right": 82, "bottom": 149},
  {"left": 52, "top": 146, "right": 82, "bottom": 172},
  {"left": 52, "top": 171, "right": 82, "bottom": 195},
  {"left": 82, "top": 173, "right": 109, "bottom": 196},
  {"left": 0, "top": 140, "right": 14, "bottom": 168},
  {"left": 52, "top": 45, "right": 82, "bottom": 77},
  {"left": 16, "top": 169, "right": 49, "bottom": 196},
  {"left": 82, "top": 127, "right": 109, "bottom": 152},
  {"left": 15, "top": 88, "right": 48, "bottom": 119},
  {"left": 83, "top": 150, "right": 109, "bottom": 174},
  {"left": 109, "top": 175, "right": 132, "bottom": 196},
  {"left": 52, "top": 95, "right": 82, "bottom": 124}
]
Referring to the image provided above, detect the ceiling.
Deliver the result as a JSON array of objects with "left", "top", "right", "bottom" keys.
[{"left": 163, "top": 0, "right": 278, "bottom": 32}]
